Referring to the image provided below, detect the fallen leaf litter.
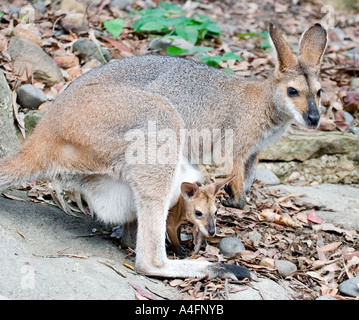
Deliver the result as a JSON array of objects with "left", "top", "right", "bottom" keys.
[{"left": 14, "top": 179, "right": 359, "bottom": 300}]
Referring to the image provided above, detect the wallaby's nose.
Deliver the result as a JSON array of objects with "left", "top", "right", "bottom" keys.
[
  {"left": 306, "top": 98, "right": 320, "bottom": 127},
  {"left": 308, "top": 111, "right": 320, "bottom": 126},
  {"left": 208, "top": 221, "right": 216, "bottom": 236},
  {"left": 208, "top": 228, "right": 216, "bottom": 237}
]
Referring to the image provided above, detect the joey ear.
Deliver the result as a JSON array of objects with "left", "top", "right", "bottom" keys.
[
  {"left": 268, "top": 23, "right": 297, "bottom": 75},
  {"left": 181, "top": 182, "right": 199, "bottom": 200},
  {"left": 210, "top": 175, "right": 235, "bottom": 196},
  {"left": 298, "top": 23, "right": 327, "bottom": 73}
]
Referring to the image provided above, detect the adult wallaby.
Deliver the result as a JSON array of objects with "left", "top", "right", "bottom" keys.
[{"left": 0, "top": 23, "right": 327, "bottom": 279}]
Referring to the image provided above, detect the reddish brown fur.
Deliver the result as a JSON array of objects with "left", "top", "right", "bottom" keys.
[{"left": 167, "top": 176, "right": 233, "bottom": 257}]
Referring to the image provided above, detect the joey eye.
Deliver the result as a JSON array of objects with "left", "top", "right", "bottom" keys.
[
  {"left": 317, "top": 89, "right": 323, "bottom": 98},
  {"left": 287, "top": 87, "right": 299, "bottom": 97},
  {"left": 195, "top": 210, "right": 203, "bottom": 218},
  {"left": 214, "top": 210, "right": 218, "bottom": 216}
]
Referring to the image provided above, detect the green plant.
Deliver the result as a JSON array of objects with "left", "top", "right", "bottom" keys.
[
  {"left": 132, "top": 2, "right": 220, "bottom": 45},
  {"left": 104, "top": 18, "right": 124, "bottom": 39},
  {"left": 200, "top": 52, "right": 242, "bottom": 68},
  {"left": 131, "top": 2, "right": 242, "bottom": 70},
  {"left": 236, "top": 30, "right": 272, "bottom": 50},
  {"left": 258, "top": 31, "right": 271, "bottom": 50}
]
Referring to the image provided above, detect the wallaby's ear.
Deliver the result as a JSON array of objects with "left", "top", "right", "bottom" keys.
[
  {"left": 181, "top": 182, "right": 199, "bottom": 200},
  {"left": 298, "top": 23, "right": 327, "bottom": 73},
  {"left": 209, "top": 175, "right": 235, "bottom": 196},
  {"left": 268, "top": 23, "right": 297, "bottom": 75}
]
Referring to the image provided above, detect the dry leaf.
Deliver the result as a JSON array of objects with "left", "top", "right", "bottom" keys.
[
  {"left": 169, "top": 279, "right": 184, "bottom": 287},
  {"left": 307, "top": 209, "right": 322, "bottom": 224},
  {"left": 2, "top": 193, "right": 26, "bottom": 201},
  {"left": 135, "top": 293, "right": 148, "bottom": 300},
  {"left": 320, "top": 242, "right": 342, "bottom": 253},
  {"left": 123, "top": 263, "right": 135, "bottom": 271},
  {"left": 130, "top": 284, "right": 158, "bottom": 300},
  {"left": 260, "top": 209, "right": 301, "bottom": 228},
  {"left": 99, "top": 35, "right": 133, "bottom": 53},
  {"left": 296, "top": 212, "right": 308, "bottom": 223}
]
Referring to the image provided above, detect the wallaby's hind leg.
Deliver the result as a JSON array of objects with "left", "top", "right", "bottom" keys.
[
  {"left": 127, "top": 162, "right": 253, "bottom": 279},
  {"left": 127, "top": 163, "right": 178, "bottom": 274}
]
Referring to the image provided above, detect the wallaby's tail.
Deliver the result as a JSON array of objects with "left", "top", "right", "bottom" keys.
[
  {"left": 0, "top": 156, "right": 29, "bottom": 190},
  {"left": 0, "top": 135, "right": 52, "bottom": 191}
]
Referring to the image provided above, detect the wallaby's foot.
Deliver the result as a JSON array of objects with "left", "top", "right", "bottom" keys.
[
  {"left": 209, "top": 263, "right": 257, "bottom": 281},
  {"left": 222, "top": 183, "right": 246, "bottom": 208},
  {"left": 224, "top": 183, "right": 234, "bottom": 198},
  {"left": 221, "top": 196, "right": 246, "bottom": 209},
  {"left": 136, "top": 258, "right": 255, "bottom": 280}
]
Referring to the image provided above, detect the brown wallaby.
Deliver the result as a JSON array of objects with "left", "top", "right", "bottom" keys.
[
  {"left": 167, "top": 176, "right": 233, "bottom": 257},
  {"left": 0, "top": 23, "right": 327, "bottom": 280}
]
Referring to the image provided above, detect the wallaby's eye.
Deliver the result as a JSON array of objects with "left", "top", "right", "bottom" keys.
[
  {"left": 287, "top": 87, "right": 299, "bottom": 97},
  {"left": 214, "top": 210, "right": 218, "bottom": 216},
  {"left": 195, "top": 210, "right": 203, "bottom": 218},
  {"left": 317, "top": 89, "right": 323, "bottom": 98}
]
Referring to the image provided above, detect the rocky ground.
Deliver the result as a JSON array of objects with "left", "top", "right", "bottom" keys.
[
  {"left": 0, "top": 0, "right": 359, "bottom": 300},
  {"left": 0, "top": 181, "right": 358, "bottom": 300}
]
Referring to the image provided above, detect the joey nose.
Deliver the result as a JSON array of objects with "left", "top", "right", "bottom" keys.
[
  {"left": 208, "top": 228, "right": 216, "bottom": 237},
  {"left": 208, "top": 221, "right": 216, "bottom": 236}
]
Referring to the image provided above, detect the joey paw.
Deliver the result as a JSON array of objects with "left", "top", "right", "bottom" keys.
[
  {"left": 174, "top": 248, "right": 186, "bottom": 259},
  {"left": 180, "top": 243, "right": 189, "bottom": 252}
]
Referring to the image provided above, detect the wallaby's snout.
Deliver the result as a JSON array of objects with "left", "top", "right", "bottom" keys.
[
  {"left": 305, "top": 97, "right": 320, "bottom": 128},
  {"left": 207, "top": 218, "right": 216, "bottom": 237}
]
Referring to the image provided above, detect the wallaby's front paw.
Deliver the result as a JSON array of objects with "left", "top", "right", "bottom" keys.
[
  {"left": 221, "top": 196, "right": 246, "bottom": 209},
  {"left": 209, "top": 263, "right": 257, "bottom": 281},
  {"left": 224, "top": 183, "right": 234, "bottom": 198}
]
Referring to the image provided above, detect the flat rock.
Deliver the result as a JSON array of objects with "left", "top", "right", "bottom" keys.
[
  {"left": 338, "top": 276, "right": 359, "bottom": 297},
  {"left": 72, "top": 38, "right": 112, "bottom": 63},
  {"left": 0, "top": 190, "right": 182, "bottom": 300},
  {"left": 260, "top": 129, "right": 359, "bottom": 162},
  {"left": 258, "top": 129, "right": 359, "bottom": 184},
  {"left": 255, "top": 167, "right": 280, "bottom": 185},
  {"left": 218, "top": 237, "right": 245, "bottom": 257},
  {"left": 0, "top": 70, "right": 20, "bottom": 158},
  {"left": 9, "top": 37, "right": 64, "bottom": 86},
  {"left": 17, "top": 84, "right": 47, "bottom": 109},
  {"left": 275, "top": 259, "right": 297, "bottom": 278},
  {"left": 271, "top": 184, "right": 359, "bottom": 231},
  {"left": 229, "top": 278, "right": 292, "bottom": 300}
]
